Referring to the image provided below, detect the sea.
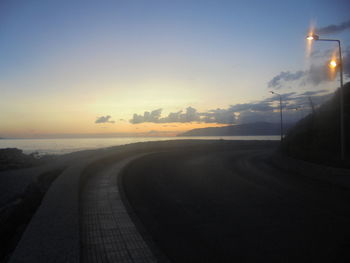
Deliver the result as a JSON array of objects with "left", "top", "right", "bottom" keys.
[{"left": 0, "top": 136, "right": 280, "bottom": 155}]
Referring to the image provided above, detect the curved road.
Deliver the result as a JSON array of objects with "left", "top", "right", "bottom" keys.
[
  {"left": 122, "top": 147, "right": 350, "bottom": 263},
  {"left": 9, "top": 141, "right": 350, "bottom": 263}
]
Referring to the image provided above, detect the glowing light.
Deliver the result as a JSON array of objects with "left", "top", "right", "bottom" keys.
[
  {"left": 328, "top": 51, "right": 338, "bottom": 80},
  {"left": 305, "top": 21, "right": 317, "bottom": 58},
  {"left": 329, "top": 60, "right": 337, "bottom": 68},
  {"left": 306, "top": 34, "right": 319, "bottom": 41}
]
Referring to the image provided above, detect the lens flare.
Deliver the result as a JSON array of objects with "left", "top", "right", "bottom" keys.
[
  {"left": 305, "top": 21, "right": 316, "bottom": 58},
  {"left": 328, "top": 50, "right": 338, "bottom": 80},
  {"left": 329, "top": 60, "right": 337, "bottom": 68}
]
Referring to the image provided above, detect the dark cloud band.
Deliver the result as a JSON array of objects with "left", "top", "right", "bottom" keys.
[
  {"left": 318, "top": 20, "right": 350, "bottom": 35},
  {"left": 129, "top": 91, "right": 332, "bottom": 125}
]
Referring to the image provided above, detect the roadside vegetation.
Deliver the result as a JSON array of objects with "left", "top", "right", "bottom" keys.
[
  {"left": 283, "top": 82, "right": 350, "bottom": 167},
  {"left": 0, "top": 148, "right": 55, "bottom": 172},
  {"left": 0, "top": 168, "right": 65, "bottom": 262}
]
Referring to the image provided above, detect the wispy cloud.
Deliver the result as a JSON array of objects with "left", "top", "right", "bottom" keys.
[
  {"left": 317, "top": 20, "right": 350, "bottom": 35},
  {"left": 95, "top": 115, "right": 115, "bottom": 124},
  {"left": 268, "top": 71, "right": 305, "bottom": 89},
  {"left": 299, "top": 90, "right": 328, "bottom": 96}
]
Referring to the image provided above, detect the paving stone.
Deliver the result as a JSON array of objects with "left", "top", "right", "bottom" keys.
[{"left": 80, "top": 157, "right": 159, "bottom": 263}]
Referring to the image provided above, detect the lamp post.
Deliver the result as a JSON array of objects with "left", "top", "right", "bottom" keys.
[
  {"left": 306, "top": 34, "right": 345, "bottom": 161},
  {"left": 270, "top": 91, "right": 283, "bottom": 144}
]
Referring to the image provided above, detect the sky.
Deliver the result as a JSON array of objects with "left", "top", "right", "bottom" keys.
[{"left": 0, "top": 0, "right": 349, "bottom": 138}]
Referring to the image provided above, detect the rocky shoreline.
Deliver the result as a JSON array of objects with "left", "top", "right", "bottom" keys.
[{"left": 0, "top": 148, "right": 55, "bottom": 172}]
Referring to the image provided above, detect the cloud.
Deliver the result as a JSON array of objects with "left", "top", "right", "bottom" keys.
[
  {"left": 263, "top": 92, "right": 297, "bottom": 103},
  {"left": 311, "top": 48, "right": 332, "bottom": 59},
  {"left": 130, "top": 109, "right": 162, "bottom": 124},
  {"left": 129, "top": 91, "right": 334, "bottom": 126},
  {"left": 237, "top": 92, "right": 333, "bottom": 124},
  {"left": 305, "top": 53, "right": 350, "bottom": 85},
  {"left": 268, "top": 71, "right": 305, "bottom": 89},
  {"left": 310, "top": 47, "right": 350, "bottom": 78},
  {"left": 304, "top": 53, "right": 349, "bottom": 86},
  {"left": 161, "top": 107, "right": 200, "bottom": 123},
  {"left": 130, "top": 106, "right": 235, "bottom": 124},
  {"left": 268, "top": 48, "right": 350, "bottom": 88},
  {"left": 306, "top": 64, "right": 331, "bottom": 85},
  {"left": 317, "top": 20, "right": 350, "bottom": 35},
  {"left": 183, "top": 106, "right": 199, "bottom": 122},
  {"left": 95, "top": 115, "right": 115, "bottom": 124},
  {"left": 163, "top": 110, "right": 183, "bottom": 122},
  {"left": 299, "top": 89, "right": 328, "bottom": 96},
  {"left": 201, "top": 108, "right": 236, "bottom": 124},
  {"left": 229, "top": 102, "right": 274, "bottom": 112},
  {"left": 130, "top": 107, "right": 203, "bottom": 124}
]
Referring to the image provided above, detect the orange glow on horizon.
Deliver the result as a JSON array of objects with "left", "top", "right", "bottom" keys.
[{"left": 1, "top": 121, "right": 229, "bottom": 138}]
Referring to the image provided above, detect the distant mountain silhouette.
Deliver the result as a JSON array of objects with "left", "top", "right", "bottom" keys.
[{"left": 178, "top": 122, "right": 294, "bottom": 136}]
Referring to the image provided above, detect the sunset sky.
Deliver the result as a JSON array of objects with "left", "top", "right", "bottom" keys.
[{"left": 0, "top": 0, "right": 349, "bottom": 138}]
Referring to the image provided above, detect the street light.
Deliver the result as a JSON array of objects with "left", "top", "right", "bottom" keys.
[
  {"left": 306, "top": 33, "right": 345, "bottom": 161},
  {"left": 306, "top": 34, "right": 319, "bottom": 41},
  {"left": 270, "top": 91, "right": 283, "bottom": 144},
  {"left": 329, "top": 59, "right": 337, "bottom": 69}
]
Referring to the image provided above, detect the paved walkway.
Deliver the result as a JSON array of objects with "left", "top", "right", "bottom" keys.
[
  {"left": 80, "top": 156, "right": 159, "bottom": 263},
  {"left": 9, "top": 152, "right": 165, "bottom": 263},
  {"left": 9, "top": 157, "right": 92, "bottom": 263}
]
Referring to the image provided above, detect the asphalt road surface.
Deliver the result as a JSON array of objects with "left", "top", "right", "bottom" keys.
[{"left": 121, "top": 145, "right": 350, "bottom": 263}]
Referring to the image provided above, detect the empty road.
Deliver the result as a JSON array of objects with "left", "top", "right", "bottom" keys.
[{"left": 122, "top": 145, "right": 350, "bottom": 262}]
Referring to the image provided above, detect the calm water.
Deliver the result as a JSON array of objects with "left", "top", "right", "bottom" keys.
[{"left": 0, "top": 136, "right": 280, "bottom": 155}]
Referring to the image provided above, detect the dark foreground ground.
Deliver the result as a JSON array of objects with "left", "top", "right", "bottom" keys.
[{"left": 121, "top": 141, "right": 350, "bottom": 263}]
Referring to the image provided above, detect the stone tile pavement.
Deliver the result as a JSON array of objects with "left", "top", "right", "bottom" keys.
[
  {"left": 80, "top": 157, "right": 161, "bottom": 263},
  {"left": 9, "top": 152, "right": 167, "bottom": 263}
]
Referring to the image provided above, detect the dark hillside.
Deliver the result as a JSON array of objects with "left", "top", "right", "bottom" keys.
[{"left": 283, "top": 82, "right": 350, "bottom": 167}]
